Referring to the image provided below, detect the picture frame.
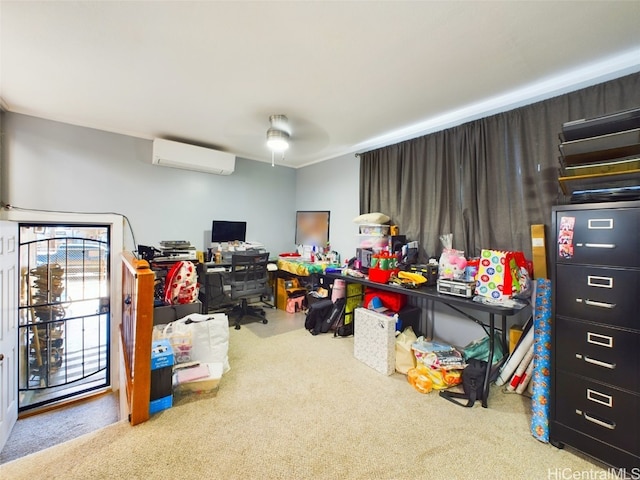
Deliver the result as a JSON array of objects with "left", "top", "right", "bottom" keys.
[{"left": 295, "top": 210, "right": 330, "bottom": 246}]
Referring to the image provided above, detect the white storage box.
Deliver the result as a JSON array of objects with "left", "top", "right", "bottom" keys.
[{"left": 354, "top": 308, "right": 396, "bottom": 375}]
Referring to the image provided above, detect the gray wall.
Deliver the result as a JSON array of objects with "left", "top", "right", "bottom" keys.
[
  {"left": 2, "top": 112, "right": 297, "bottom": 256},
  {"left": 295, "top": 153, "right": 360, "bottom": 263},
  {"left": 2, "top": 111, "right": 520, "bottom": 344}
]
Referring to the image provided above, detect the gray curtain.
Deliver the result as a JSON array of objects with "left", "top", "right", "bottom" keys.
[{"left": 360, "top": 72, "right": 640, "bottom": 261}]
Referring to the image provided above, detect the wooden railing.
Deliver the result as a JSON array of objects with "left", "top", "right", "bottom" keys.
[{"left": 120, "top": 251, "right": 155, "bottom": 425}]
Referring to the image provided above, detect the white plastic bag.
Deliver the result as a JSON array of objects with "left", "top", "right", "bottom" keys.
[
  {"left": 163, "top": 313, "right": 230, "bottom": 373},
  {"left": 160, "top": 321, "right": 193, "bottom": 364},
  {"left": 183, "top": 313, "right": 230, "bottom": 373}
]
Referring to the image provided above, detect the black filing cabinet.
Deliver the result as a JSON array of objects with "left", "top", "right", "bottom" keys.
[{"left": 550, "top": 201, "right": 640, "bottom": 471}]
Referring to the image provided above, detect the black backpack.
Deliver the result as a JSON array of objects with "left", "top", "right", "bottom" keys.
[
  {"left": 304, "top": 299, "right": 334, "bottom": 333},
  {"left": 439, "top": 358, "right": 488, "bottom": 407}
]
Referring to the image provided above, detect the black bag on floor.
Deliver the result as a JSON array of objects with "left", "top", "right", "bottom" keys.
[
  {"left": 318, "top": 297, "right": 346, "bottom": 335},
  {"left": 305, "top": 299, "right": 333, "bottom": 333},
  {"left": 334, "top": 318, "right": 353, "bottom": 337},
  {"left": 439, "top": 358, "right": 487, "bottom": 407}
]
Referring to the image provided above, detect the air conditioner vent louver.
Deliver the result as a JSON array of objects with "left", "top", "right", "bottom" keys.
[{"left": 151, "top": 138, "right": 235, "bottom": 175}]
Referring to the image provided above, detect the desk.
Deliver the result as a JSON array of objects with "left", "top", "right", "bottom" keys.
[
  {"left": 323, "top": 272, "right": 528, "bottom": 408},
  {"left": 199, "top": 263, "right": 232, "bottom": 312}
]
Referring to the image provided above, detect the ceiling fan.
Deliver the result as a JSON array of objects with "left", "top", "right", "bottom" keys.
[
  {"left": 222, "top": 112, "right": 327, "bottom": 166},
  {"left": 266, "top": 114, "right": 291, "bottom": 166}
]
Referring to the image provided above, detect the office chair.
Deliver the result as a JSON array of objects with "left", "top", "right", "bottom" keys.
[{"left": 228, "top": 252, "right": 271, "bottom": 330}]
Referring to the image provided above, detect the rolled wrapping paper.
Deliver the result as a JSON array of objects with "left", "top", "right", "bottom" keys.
[
  {"left": 496, "top": 326, "right": 534, "bottom": 387},
  {"left": 515, "top": 355, "right": 535, "bottom": 394},
  {"left": 506, "top": 344, "right": 534, "bottom": 392},
  {"left": 530, "top": 278, "right": 552, "bottom": 443}
]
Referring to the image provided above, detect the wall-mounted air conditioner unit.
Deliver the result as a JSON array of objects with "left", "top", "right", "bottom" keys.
[{"left": 151, "top": 138, "right": 235, "bottom": 175}]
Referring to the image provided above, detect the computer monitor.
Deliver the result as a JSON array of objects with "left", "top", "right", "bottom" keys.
[{"left": 211, "top": 221, "right": 247, "bottom": 243}]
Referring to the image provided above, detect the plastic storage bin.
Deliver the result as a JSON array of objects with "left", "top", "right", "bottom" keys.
[
  {"left": 358, "top": 224, "right": 391, "bottom": 236},
  {"left": 174, "top": 362, "right": 223, "bottom": 394},
  {"left": 357, "top": 234, "right": 389, "bottom": 251}
]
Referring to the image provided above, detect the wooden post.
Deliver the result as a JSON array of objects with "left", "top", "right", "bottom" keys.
[{"left": 120, "top": 251, "right": 155, "bottom": 426}]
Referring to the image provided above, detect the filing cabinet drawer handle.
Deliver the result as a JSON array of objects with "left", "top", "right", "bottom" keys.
[
  {"left": 583, "top": 243, "right": 616, "bottom": 249},
  {"left": 586, "top": 388, "right": 613, "bottom": 408},
  {"left": 583, "top": 299, "right": 616, "bottom": 309},
  {"left": 587, "top": 219, "right": 614, "bottom": 230},
  {"left": 587, "top": 332, "right": 613, "bottom": 348},
  {"left": 587, "top": 276, "right": 613, "bottom": 289},
  {"left": 583, "top": 412, "right": 616, "bottom": 430},
  {"left": 583, "top": 355, "right": 616, "bottom": 369}
]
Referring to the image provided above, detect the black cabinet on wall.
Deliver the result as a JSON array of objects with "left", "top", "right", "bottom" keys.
[{"left": 550, "top": 201, "right": 640, "bottom": 471}]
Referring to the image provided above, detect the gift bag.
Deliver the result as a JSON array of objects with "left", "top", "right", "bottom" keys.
[{"left": 475, "top": 249, "right": 529, "bottom": 300}]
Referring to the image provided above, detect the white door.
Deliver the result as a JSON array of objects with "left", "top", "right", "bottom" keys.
[{"left": 0, "top": 221, "right": 18, "bottom": 451}]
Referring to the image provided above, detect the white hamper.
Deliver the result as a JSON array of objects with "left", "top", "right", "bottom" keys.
[{"left": 354, "top": 308, "right": 396, "bottom": 375}]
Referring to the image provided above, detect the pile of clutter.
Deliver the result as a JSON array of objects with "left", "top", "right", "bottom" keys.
[
  {"left": 150, "top": 313, "right": 230, "bottom": 414},
  {"left": 406, "top": 338, "right": 465, "bottom": 393},
  {"left": 397, "top": 326, "right": 505, "bottom": 396}
]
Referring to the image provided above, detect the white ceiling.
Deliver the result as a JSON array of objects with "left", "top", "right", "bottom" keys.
[{"left": 2, "top": 1, "right": 640, "bottom": 168}]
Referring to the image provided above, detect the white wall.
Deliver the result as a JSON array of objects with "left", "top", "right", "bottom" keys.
[
  {"left": 295, "top": 153, "right": 360, "bottom": 263},
  {"left": 1, "top": 112, "right": 297, "bottom": 256}
]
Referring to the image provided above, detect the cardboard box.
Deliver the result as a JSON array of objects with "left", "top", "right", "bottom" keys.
[
  {"left": 276, "top": 277, "right": 306, "bottom": 311},
  {"left": 149, "top": 395, "right": 173, "bottom": 415},
  {"left": 346, "top": 283, "right": 363, "bottom": 297},
  {"left": 531, "top": 224, "right": 548, "bottom": 279},
  {"left": 343, "top": 294, "right": 363, "bottom": 326},
  {"left": 509, "top": 325, "right": 523, "bottom": 354},
  {"left": 150, "top": 339, "right": 174, "bottom": 414},
  {"left": 354, "top": 308, "right": 396, "bottom": 375}
]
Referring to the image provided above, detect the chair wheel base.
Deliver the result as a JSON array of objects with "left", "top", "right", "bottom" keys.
[
  {"left": 262, "top": 319, "right": 268, "bottom": 324},
  {"left": 234, "top": 324, "right": 241, "bottom": 330}
]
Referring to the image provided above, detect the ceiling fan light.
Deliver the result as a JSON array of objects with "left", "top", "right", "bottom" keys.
[{"left": 266, "top": 128, "right": 290, "bottom": 152}]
